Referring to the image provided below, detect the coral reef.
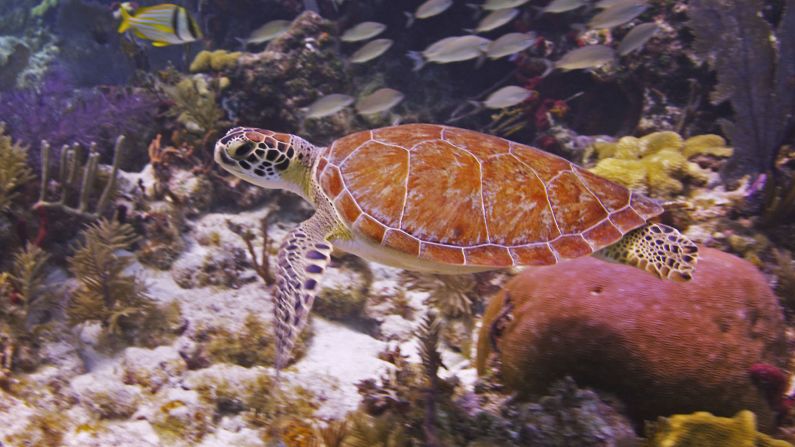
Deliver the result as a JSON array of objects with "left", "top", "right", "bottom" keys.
[
  {"left": 477, "top": 247, "right": 788, "bottom": 431},
  {"left": 0, "top": 70, "right": 157, "bottom": 168},
  {"left": 189, "top": 50, "right": 241, "bottom": 73},
  {"left": 646, "top": 410, "right": 793, "bottom": 447},
  {"left": 35, "top": 136, "right": 125, "bottom": 219},
  {"left": 0, "top": 125, "right": 35, "bottom": 211},
  {"left": 688, "top": 0, "right": 795, "bottom": 178},
  {"left": 67, "top": 219, "right": 180, "bottom": 349},
  {"left": 587, "top": 131, "right": 733, "bottom": 197},
  {"left": 227, "top": 11, "right": 352, "bottom": 144}
]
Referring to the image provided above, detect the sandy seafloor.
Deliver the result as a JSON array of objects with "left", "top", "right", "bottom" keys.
[{"left": 0, "top": 167, "right": 478, "bottom": 446}]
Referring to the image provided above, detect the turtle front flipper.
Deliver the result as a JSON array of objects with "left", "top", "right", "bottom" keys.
[
  {"left": 273, "top": 207, "right": 338, "bottom": 369},
  {"left": 597, "top": 223, "right": 699, "bottom": 282}
]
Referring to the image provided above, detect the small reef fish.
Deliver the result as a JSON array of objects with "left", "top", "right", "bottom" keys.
[
  {"left": 617, "top": 22, "right": 658, "bottom": 55},
  {"left": 304, "top": 94, "right": 354, "bottom": 118},
  {"left": 555, "top": 44, "right": 615, "bottom": 70},
  {"left": 237, "top": 19, "right": 291, "bottom": 45},
  {"left": 595, "top": 0, "right": 646, "bottom": 8},
  {"left": 355, "top": 88, "right": 405, "bottom": 114},
  {"left": 406, "top": 0, "right": 453, "bottom": 27},
  {"left": 408, "top": 35, "right": 491, "bottom": 70},
  {"left": 350, "top": 38, "right": 393, "bottom": 63},
  {"left": 117, "top": 3, "right": 201, "bottom": 47},
  {"left": 340, "top": 21, "right": 387, "bottom": 42},
  {"left": 482, "top": 85, "right": 534, "bottom": 109},
  {"left": 471, "top": 8, "right": 519, "bottom": 33},
  {"left": 588, "top": 2, "right": 647, "bottom": 29},
  {"left": 486, "top": 32, "right": 536, "bottom": 59},
  {"left": 542, "top": 0, "right": 587, "bottom": 14},
  {"left": 481, "top": 0, "right": 531, "bottom": 11}
]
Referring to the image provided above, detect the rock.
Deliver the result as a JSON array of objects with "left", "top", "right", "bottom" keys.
[
  {"left": 121, "top": 346, "right": 187, "bottom": 393},
  {"left": 313, "top": 255, "right": 373, "bottom": 324},
  {"left": 228, "top": 11, "right": 353, "bottom": 144},
  {"left": 507, "top": 378, "right": 639, "bottom": 446},
  {"left": 477, "top": 247, "right": 788, "bottom": 430},
  {"left": 144, "top": 388, "right": 213, "bottom": 444},
  {"left": 70, "top": 372, "right": 142, "bottom": 419},
  {"left": 183, "top": 363, "right": 270, "bottom": 416},
  {"left": 172, "top": 242, "right": 253, "bottom": 289},
  {"left": 63, "top": 420, "right": 162, "bottom": 447}
]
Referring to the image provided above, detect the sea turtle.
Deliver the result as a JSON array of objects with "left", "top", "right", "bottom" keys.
[{"left": 214, "top": 123, "right": 698, "bottom": 368}]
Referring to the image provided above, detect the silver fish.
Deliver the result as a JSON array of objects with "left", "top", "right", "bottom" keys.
[
  {"left": 617, "top": 22, "right": 658, "bottom": 55},
  {"left": 406, "top": 0, "right": 453, "bottom": 27},
  {"left": 238, "top": 19, "right": 291, "bottom": 45},
  {"left": 486, "top": 32, "right": 536, "bottom": 59},
  {"left": 304, "top": 94, "right": 354, "bottom": 118},
  {"left": 555, "top": 44, "right": 615, "bottom": 70},
  {"left": 350, "top": 38, "right": 393, "bottom": 63},
  {"left": 588, "top": 3, "right": 647, "bottom": 29},
  {"left": 595, "top": 0, "right": 645, "bottom": 8},
  {"left": 473, "top": 8, "right": 519, "bottom": 33},
  {"left": 483, "top": 85, "right": 533, "bottom": 109},
  {"left": 355, "top": 88, "right": 405, "bottom": 114},
  {"left": 340, "top": 21, "right": 386, "bottom": 42},
  {"left": 482, "top": 0, "right": 530, "bottom": 11},
  {"left": 409, "top": 35, "right": 491, "bottom": 70},
  {"left": 543, "top": 0, "right": 586, "bottom": 13}
]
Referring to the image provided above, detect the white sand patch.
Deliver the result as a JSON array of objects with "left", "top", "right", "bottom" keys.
[{"left": 289, "top": 318, "right": 392, "bottom": 419}]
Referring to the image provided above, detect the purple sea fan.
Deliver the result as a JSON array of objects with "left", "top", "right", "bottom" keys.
[{"left": 0, "top": 70, "right": 160, "bottom": 169}]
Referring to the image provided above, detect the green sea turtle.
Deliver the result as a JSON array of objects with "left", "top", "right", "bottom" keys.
[{"left": 214, "top": 123, "right": 698, "bottom": 368}]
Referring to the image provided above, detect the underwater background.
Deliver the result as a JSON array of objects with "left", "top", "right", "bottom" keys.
[{"left": 0, "top": 0, "right": 794, "bottom": 445}]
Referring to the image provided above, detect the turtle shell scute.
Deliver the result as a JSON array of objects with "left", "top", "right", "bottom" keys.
[{"left": 319, "top": 124, "right": 662, "bottom": 267}]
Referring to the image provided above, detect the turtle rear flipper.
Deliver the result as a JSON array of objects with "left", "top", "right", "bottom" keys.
[{"left": 598, "top": 223, "right": 699, "bottom": 282}]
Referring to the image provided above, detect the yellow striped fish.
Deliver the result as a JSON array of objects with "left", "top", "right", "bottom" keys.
[{"left": 117, "top": 3, "right": 202, "bottom": 47}]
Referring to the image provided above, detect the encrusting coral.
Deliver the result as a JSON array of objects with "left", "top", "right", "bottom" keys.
[
  {"left": 477, "top": 247, "right": 788, "bottom": 431},
  {"left": 189, "top": 50, "right": 241, "bottom": 73},
  {"left": 645, "top": 410, "right": 793, "bottom": 447},
  {"left": 588, "top": 131, "right": 733, "bottom": 197}
]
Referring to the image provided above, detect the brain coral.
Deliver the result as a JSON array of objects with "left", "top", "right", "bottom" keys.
[{"left": 477, "top": 247, "right": 788, "bottom": 431}]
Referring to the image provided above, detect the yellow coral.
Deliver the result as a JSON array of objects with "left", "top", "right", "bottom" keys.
[
  {"left": 588, "top": 131, "right": 733, "bottom": 197},
  {"left": 646, "top": 410, "right": 792, "bottom": 447},
  {"left": 0, "top": 126, "right": 35, "bottom": 211},
  {"left": 189, "top": 50, "right": 241, "bottom": 73}
]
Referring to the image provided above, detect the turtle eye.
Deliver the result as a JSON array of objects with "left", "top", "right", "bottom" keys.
[{"left": 229, "top": 141, "right": 256, "bottom": 161}]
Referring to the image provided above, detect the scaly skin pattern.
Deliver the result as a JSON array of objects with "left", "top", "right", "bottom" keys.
[{"left": 215, "top": 124, "right": 699, "bottom": 368}]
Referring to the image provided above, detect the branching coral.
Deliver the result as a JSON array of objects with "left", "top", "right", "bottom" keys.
[
  {"left": 67, "top": 219, "right": 158, "bottom": 345},
  {"left": 588, "top": 131, "right": 733, "bottom": 197},
  {"left": 403, "top": 273, "right": 478, "bottom": 321},
  {"left": 404, "top": 272, "right": 481, "bottom": 355},
  {"left": 0, "top": 124, "right": 35, "bottom": 211},
  {"left": 227, "top": 213, "right": 275, "bottom": 285},
  {"left": 688, "top": 0, "right": 795, "bottom": 179},
  {"left": 35, "top": 136, "right": 125, "bottom": 218},
  {"left": 645, "top": 410, "right": 793, "bottom": 447}
]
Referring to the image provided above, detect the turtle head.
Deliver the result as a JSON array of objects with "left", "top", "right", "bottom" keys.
[{"left": 215, "top": 127, "right": 315, "bottom": 195}]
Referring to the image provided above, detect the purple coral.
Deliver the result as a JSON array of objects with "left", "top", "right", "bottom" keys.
[{"left": 0, "top": 68, "right": 159, "bottom": 168}]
